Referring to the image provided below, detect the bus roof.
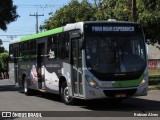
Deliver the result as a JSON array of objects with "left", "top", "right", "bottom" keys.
[
  {"left": 9, "top": 21, "right": 140, "bottom": 44},
  {"left": 20, "top": 27, "right": 63, "bottom": 42},
  {"left": 82, "top": 21, "right": 140, "bottom": 26},
  {"left": 9, "top": 38, "right": 20, "bottom": 44},
  {"left": 9, "top": 27, "right": 63, "bottom": 44}
]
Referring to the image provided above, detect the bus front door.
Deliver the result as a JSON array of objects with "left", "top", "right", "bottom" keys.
[
  {"left": 71, "top": 39, "right": 83, "bottom": 97},
  {"left": 14, "top": 47, "right": 19, "bottom": 86},
  {"left": 37, "top": 42, "right": 45, "bottom": 90}
]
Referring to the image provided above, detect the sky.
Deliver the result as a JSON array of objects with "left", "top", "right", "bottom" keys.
[{"left": 0, "top": 0, "right": 74, "bottom": 51}]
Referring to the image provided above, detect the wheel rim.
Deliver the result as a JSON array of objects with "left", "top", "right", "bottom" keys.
[
  {"left": 63, "top": 86, "right": 71, "bottom": 103},
  {"left": 24, "top": 81, "right": 27, "bottom": 93}
]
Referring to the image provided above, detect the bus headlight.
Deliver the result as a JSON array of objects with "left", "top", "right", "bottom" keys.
[
  {"left": 140, "top": 74, "right": 148, "bottom": 86},
  {"left": 140, "top": 79, "right": 146, "bottom": 86},
  {"left": 85, "top": 75, "right": 99, "bottom": 88}
]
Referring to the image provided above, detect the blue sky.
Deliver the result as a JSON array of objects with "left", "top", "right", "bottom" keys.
[{"left": 0, "top": 0, "right": 75, "bottom": 51}]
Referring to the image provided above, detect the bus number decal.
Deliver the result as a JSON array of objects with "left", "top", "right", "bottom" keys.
[{"left": 49, "top": 49, "right": 55, "bottom": 59}]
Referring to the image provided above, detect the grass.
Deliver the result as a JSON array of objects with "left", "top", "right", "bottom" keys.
[
  {"left": 149, "top": 84, "right": 160, "bottom": 90},
  {"left": 148, "top": 76, "right": 160, "bottom": 90},
  {"left": 154, "top": 84, "right": 160, "bottom": 90},
  {"left": 148, "top": 76, "right": 160, "bottom": 85}
]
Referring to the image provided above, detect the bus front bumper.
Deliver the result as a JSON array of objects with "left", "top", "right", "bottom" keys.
[{"left": 84, "top": 83, "right": 148, "bottom": 100}]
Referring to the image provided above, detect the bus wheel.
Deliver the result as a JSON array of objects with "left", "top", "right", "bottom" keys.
[
  {"left": 60, "top": 82, "right": 75, "bottom": 105},
  {"left": 23, "top": 79, "right": 31, "bottom": 96}
]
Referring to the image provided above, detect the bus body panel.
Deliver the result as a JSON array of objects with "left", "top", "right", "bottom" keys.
[
  {"left": 44, "top": 60, "right": 63, "bottom": 93},
  {"left": 18, "top": 62, "right": 37, "bottom": 89},
  {"left": 9, "top": 21, "right": 148, "bottom": 102},
  {"left": 62, "top": 62, "right": 73, "bottom": 96},
  {"left": 83, "top": 68, "right": 148, "bottom": 99}
]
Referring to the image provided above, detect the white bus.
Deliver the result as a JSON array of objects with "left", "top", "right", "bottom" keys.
[{"left": 9, "top": 21, "right": 148, "bottom": 104}]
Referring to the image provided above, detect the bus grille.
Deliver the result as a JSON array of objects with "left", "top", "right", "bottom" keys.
[{"left": 103, "top": 89, "right": 137, "bottom": 97}]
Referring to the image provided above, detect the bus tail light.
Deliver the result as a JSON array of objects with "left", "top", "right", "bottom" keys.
[{"left": 85, "top": 75, "right": 99, "bottom": 88}]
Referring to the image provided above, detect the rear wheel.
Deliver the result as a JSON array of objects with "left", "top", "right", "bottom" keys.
[{"left": 60, "top": 82, "right": 75, "bottom": 105}]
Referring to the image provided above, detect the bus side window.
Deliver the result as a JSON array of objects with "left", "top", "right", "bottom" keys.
[
  {"left": 58, "top": 33, "right": 69, "bottom": 59},
  {"left": 19, "top": 41, "right": 30, "bottom": 62},
  {"left": 29, "top": 40, "right": 36, "bottom": 61}
]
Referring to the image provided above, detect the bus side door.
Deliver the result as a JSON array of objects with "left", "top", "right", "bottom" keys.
[
  {"left": 70, "top": 31, "right": 83, "bottom": 97},
  {"left": 37, "top": 38, "right": 47, "bottom": 89},
  {"left": 9, "top": 43, "right": 19, "bottom": 85}
]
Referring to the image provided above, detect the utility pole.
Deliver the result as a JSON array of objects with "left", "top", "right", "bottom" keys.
[
  {"left": 30, "top": 12, "right": 44, "bottom": 33},
  {"left": 132, "top": 0, "right": 137, "bottom": 22}
]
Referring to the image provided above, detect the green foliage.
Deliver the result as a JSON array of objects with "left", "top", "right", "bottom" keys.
[
  {"left": 137, "top": 0, "right": 160, "bottom": 44},
  {"left": 112, "top": 0, "right": 132, "bottom": 21},
  {"left": 0, "top": 0, "right": 19, "bottom": 31},
  {"left": 40, "top": 0, "right": 95, "bottom": 30},
  {"left": 101, "top": 0, "right": 160, "bottom": 44},
  {"left": 0, "top": 52, "right": 9, "bottom": 72},
  {"left": 0, "top": 46, "right": 5, "bottom": 53},
  {"left": 40, "top": 0, "right": 160, "bottom": 44},
  {"left": 97, "top": 0, "right": 132, "bottom": 21}
]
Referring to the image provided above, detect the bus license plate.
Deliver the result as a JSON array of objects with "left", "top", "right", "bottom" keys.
[
  {"left": 101, "top": 82, "right": 113, "bottom": 87},
  {"left": 115, "top": 93, "right": 126, "bottom": 98}
]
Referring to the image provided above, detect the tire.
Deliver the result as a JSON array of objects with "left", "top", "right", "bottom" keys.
[
  {"left": 23, "top": 79, "right": 31, "bottom": 96},
  {"left": 60, "top": 82, "right": 75, "bottom": 105}
]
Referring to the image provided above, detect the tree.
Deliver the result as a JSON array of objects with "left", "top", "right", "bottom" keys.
[
  {"left": 137, "top": 0, "right": 160, "bottom": 44},
  {"left": 40, "top": 0, "right": 95, "bottom": 30},
  {"left": 0, "top": 52, "right": 9, "bottom": 79},
  {"left": 0, "top": 39, "right": 8, "bottom": 53},
  {"left": 0, "top": 0, "right": 19, "bottom": 31},
  {"left": 0, "top": 46, "right": 5, "bottom": 53},
  {"left": 40, "top": 0, "right": 160, "bottom": 45},
  {"left": 94, "top": 0, "right": 132, "bottom": 21},
  {"left": 0, "top": 52, "right": 9, "bottom": 71},
  {"left": 95, "top": 0, "right": 160, "bottom": 44}
]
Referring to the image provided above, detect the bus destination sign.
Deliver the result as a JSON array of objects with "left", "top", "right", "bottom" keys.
[{"left": 92, "top": 26, "right": 135, "bottom": 32}]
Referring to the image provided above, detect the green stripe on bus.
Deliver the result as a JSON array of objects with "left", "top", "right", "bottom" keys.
[
  {"left": 20, "top": 27, "right": 63, "bottom": 42},
  {"left": 113, "top": 75, "right": 143, "bottom": 88}
]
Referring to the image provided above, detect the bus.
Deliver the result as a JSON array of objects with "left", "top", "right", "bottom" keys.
[{"left": 9, "top": 20, "right": 148, "bottom": 104}]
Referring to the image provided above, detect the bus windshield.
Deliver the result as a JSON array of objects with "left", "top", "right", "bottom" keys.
[{"left": 85, "top": 35, "right": 146, "bottom": 74}]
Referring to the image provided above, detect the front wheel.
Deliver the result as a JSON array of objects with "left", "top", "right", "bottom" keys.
[{"left": 60, "top": 82, "right": 75, "bottom": 105}]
